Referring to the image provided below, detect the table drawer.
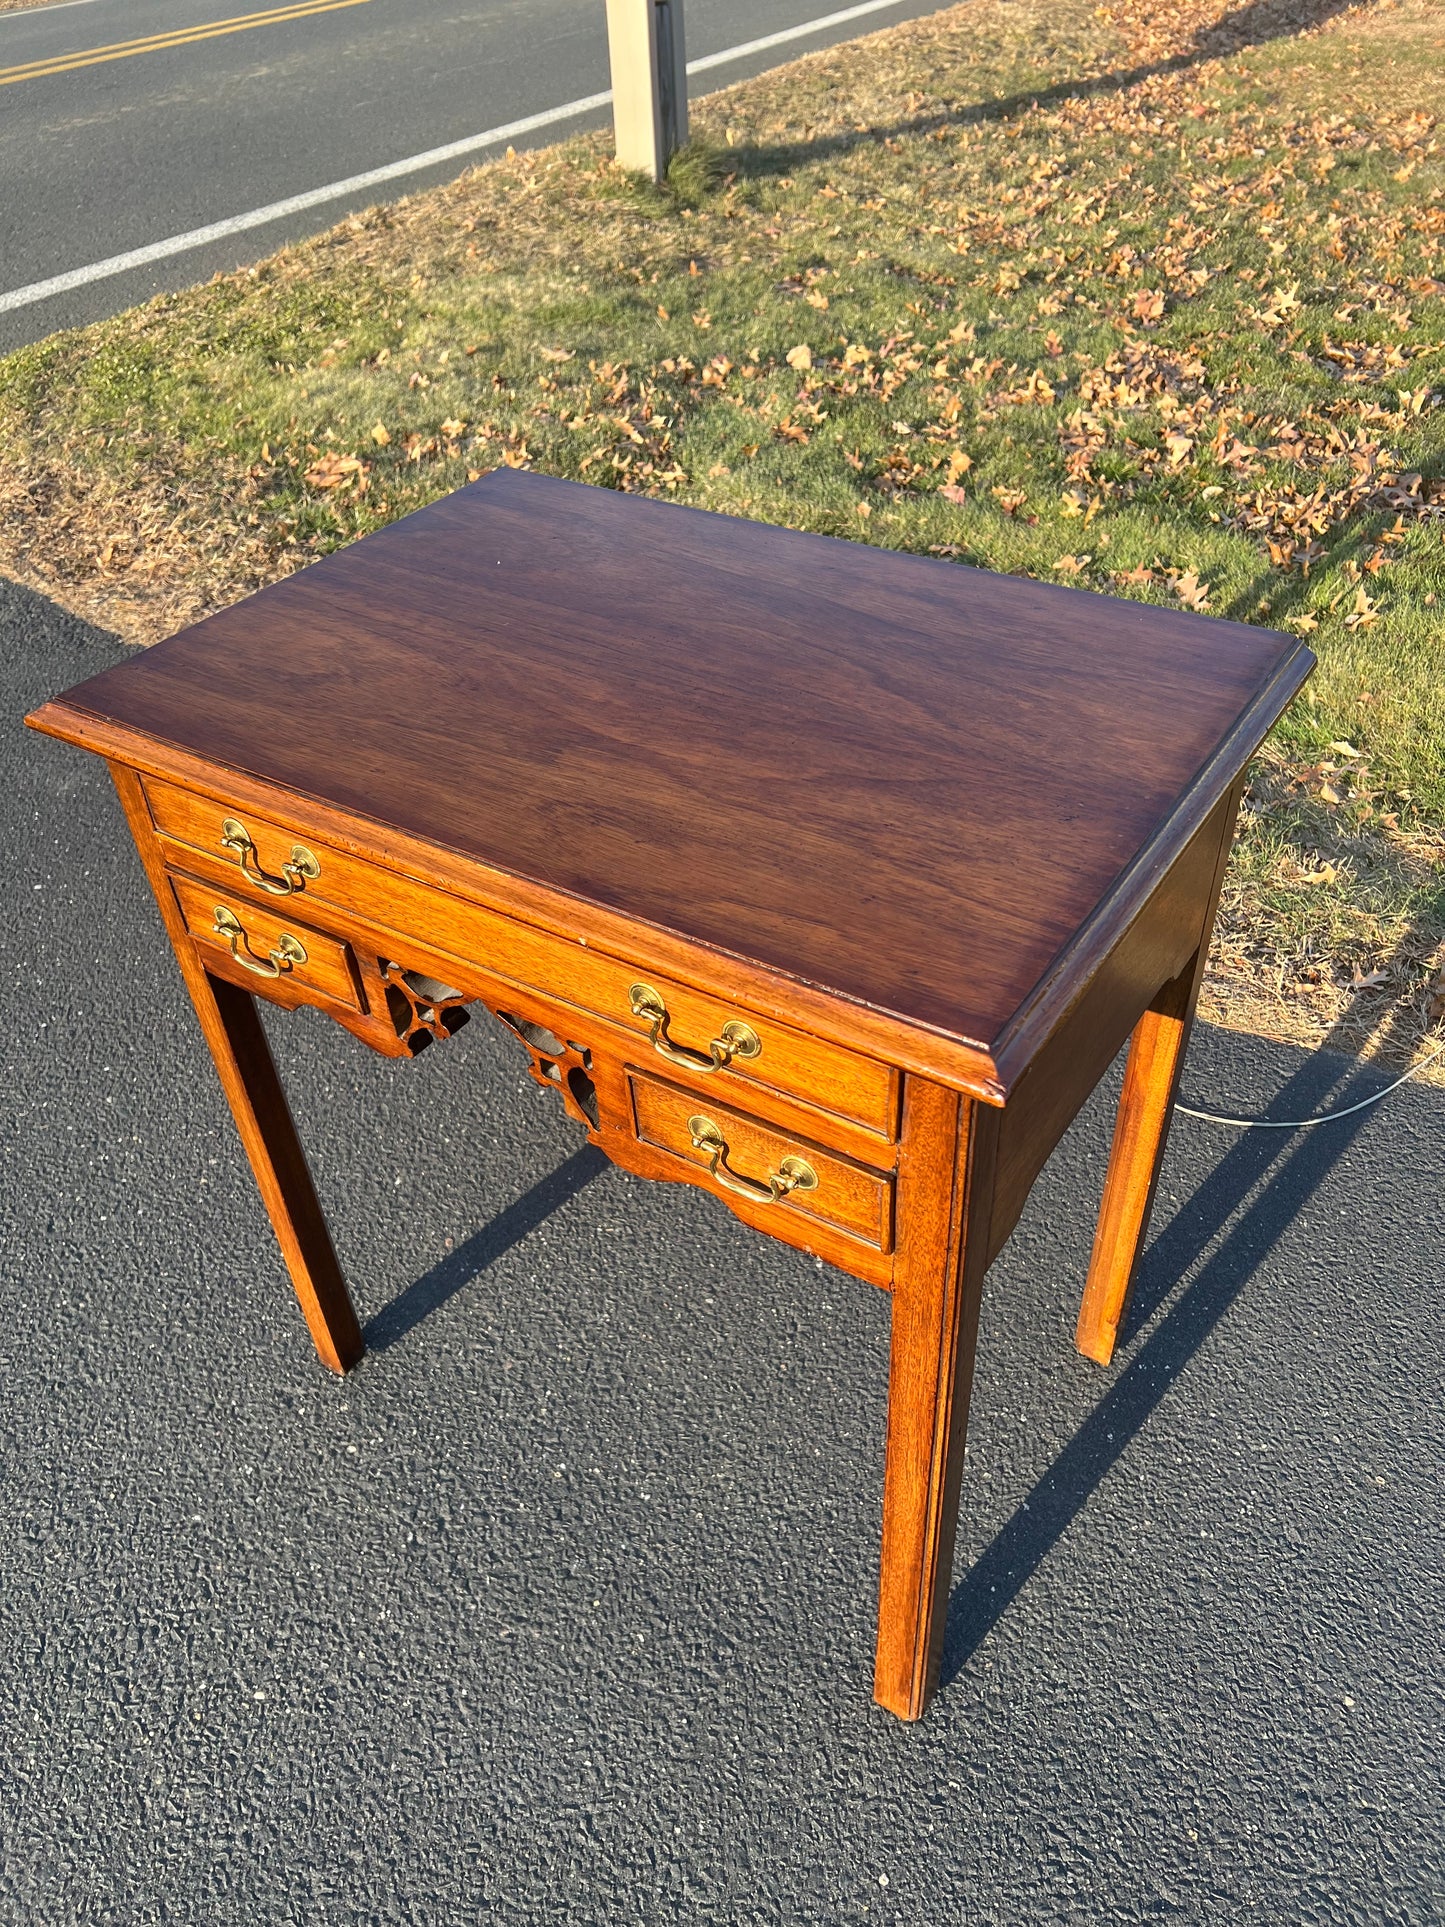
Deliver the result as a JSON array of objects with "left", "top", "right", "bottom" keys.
[
  {"left": 143, "top": 775, "right": 899, "bottom": 1140},
  {"left": 169, "top": 872, "right": 363, "bottom": 1014},
  {"left": 629, "top": 1072, "right": 894, "bottom": 1254}
]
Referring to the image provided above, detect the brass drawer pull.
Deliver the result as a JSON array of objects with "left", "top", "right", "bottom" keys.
[
  {"left": 212, "top": 905, "right": 307, "bottom": 979},
  {"left": 629, "top": 983, "right": 761, "bottom": 1073},
  {"left": 687, "top": 1115, "right": 817, "bottom": 1206},
  {"left": 220, "top": 817, "right": 320, "bottom": 896}
]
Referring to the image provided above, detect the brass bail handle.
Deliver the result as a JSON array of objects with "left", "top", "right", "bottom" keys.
[
  {"left": 212, "top": 905, "right": 307, "bottom": 979},
  {"left": 628, "top": 983, "right": 761, "bottom": 1074},
  {"left": 686, "top": 1116, "right": 817, "bottom": 1206},
  {"left": 220, "top": 817, "right": 320, "bottom": 897}
]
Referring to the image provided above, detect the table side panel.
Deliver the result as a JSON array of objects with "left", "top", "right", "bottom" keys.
[{"left": 986, "top": 786, "right": 1234, "bottom": 1265}]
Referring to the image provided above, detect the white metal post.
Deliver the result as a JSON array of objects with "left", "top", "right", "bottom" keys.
[{"left": 605, "top": 0, "right": 688, "bottom": 183}]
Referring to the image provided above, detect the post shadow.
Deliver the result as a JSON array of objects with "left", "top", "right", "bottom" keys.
[
  {"left": 720, "top": 0, "right": 1363, "bottom": 185},
  {"left": 365, "top": 1142, "right": 609, "bottom": 1350},
  {"left": 942, "top": 917, "right": 1441, "bottom": 1681}
]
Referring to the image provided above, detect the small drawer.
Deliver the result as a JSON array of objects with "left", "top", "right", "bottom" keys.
[
  {"left": 147, "top": 781, "right": 328, "bottom": 906},
  {"left": 630, "top": 1072, "right": 894, "bottom": 1254},
  {"left": 169, "top": 872, "right": 363, "bottom": 1013}
]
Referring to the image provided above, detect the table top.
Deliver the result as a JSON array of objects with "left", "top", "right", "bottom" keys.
[{"left": 35, "top": 470, "right": 1311, "bottom": 1063}]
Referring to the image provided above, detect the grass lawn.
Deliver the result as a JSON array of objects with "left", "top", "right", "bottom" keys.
[{"left": 2, "top": 0, "right": 1442, "bottom": 1071}]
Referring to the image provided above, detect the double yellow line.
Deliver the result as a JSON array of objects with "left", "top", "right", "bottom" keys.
[{"left": 0, "top": 0, "right": 373, "bottom": 89}]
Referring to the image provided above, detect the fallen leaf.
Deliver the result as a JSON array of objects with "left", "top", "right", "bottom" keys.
[
  {"left": 1343, "top": 588, "right": 1379, "bottom": 631},
  {"left": 692, "top": 311, "right": 712, "bottom": 330},
  {"left": 1054, "top": 553, "right": 1090, "bottom": 575},
  {"left": 785, "top": 344, "right": 813, "bottom": 371},
  {"left": 856, "top": 501, "right": 872, "bottom": 519},
  {"left": 938, "top": 484, "right": 968, "bottom": 506},
  {"left": 439, "top": 418, "right": 468, "bottom": 439},
  {"left": 304, "top": 452, "right": 369, "bottom": 490},
  {"left": 805, "top": 290, "right": 829, "bottom": 310},
  {"left": 944, "top": 450, "right": 973, "bottom": 485},
  {"left": 1171, "top": 569, "right": 1210, "bottom": 611},
  {"left": 1165, "top": 431, "right": 1194, "bottom": 467},
  {"left": 1350, "top": 965, "right": 1389, "bottom": 991},
  {"left": 539, "top": 346, "right": 574, "bottom": 363},
  {"left": 1328, "top": 740, "right": 1362, "bottom": 759},
  {"left": 1117, "top": 564, "right": 1155, "bottom": 587},
  {"left": 370, "top": 422, "right": 391, "bottom": 446}
]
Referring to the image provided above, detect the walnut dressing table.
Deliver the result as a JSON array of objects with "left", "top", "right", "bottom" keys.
[{"left": 28, "top": 470, "right": 1312, "bottom": 1720}]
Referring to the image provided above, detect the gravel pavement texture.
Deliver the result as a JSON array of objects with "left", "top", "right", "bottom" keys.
[{"left": 2, "top": 574, "right": 1442, "bottom": 1923}]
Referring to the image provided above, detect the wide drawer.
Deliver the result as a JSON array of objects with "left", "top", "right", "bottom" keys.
[
  {"left": 169, "top": 871, "right": 364, "bottom": 1014},
  {"left": 629, "top": 1072, "right": 895, "bottom": 1254},
  {"left": 143, "top": 775, "right": 898, "bottom": 1139}
]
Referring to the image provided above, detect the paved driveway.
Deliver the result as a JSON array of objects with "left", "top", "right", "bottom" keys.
[{"left": 2, "top": 574, "right": 1441, "bottom": 1921}]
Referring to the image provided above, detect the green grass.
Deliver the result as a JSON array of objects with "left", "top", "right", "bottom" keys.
[{"left": 2, "top": 0, "right": 1442, "bottom": 1060}]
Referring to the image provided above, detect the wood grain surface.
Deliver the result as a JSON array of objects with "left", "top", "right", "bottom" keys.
[{"left": 32, "top": 470, "right": 1311, "bottom": 1054}]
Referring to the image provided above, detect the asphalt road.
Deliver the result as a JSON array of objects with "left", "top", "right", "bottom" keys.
[
  {"left": 3, "top": 568, "right": 1443, "bottom": 1920},
  {"left": 0, "top": 0, "right": 954, "bottom": 352}
]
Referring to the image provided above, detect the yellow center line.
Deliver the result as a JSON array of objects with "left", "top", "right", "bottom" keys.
[{"left": 0, "top": 0, "right": 372, "bottom": 87}]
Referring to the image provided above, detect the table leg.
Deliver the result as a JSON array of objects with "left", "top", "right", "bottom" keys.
[
  {"left": 874, "top": 1081, "right": 1000, "bottom": 1720},
  {"left": 1074, "top": 958, "right": 1200, "bottom": 1367},
  {"left": 1074, "top": 775, "right": 1245, "bottom": 1367},
  {"left": 110, "top": 765, "right": 363, "bottom": 1375}
]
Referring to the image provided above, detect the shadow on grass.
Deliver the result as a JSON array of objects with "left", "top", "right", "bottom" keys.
[
  {"left": 365, "top": 1141, "right": 608, "bottom": 1351},
  {"left": 722, "top": 0, "right": 1362, "bottom": 184},
  {"left": 942, "top": 903, "right": 1441, "bottom": 1684}
]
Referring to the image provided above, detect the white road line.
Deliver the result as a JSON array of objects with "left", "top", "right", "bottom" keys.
[
  {"left": 0, "top": 0, "right": 907, "bottom": 319},
  {"left": 686, "top": 0, "right": 906, "bottom": 74},
  {"left": 0, "top": 0, "right": 117, "bottom": 22}
]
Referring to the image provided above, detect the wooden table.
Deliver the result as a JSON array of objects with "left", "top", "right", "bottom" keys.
[{"left": 28, "top": 470, "right": 1312, "bottom": 1719}]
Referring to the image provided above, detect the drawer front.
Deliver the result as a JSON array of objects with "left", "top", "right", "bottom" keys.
[
  {"left": 630, "top": 1073, "right": 894, "bottom": 1253},
  {"left": 143, "top": 775, "right": 898, "bottom": 1140},
  {"left": 169, "top": 872, "right": 363, "bottom": 1013}
]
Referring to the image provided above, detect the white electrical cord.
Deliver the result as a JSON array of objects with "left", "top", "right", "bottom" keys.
[{"left": 1175, "top": 1037, "right": 1445, "bottom": 1129}]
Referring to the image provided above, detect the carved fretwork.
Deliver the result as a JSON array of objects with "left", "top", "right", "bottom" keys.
[
  {"left": 494, "top": 1009, "right": 601, "bottom": 1132},
  {"left": 378, "top": 961, "right": 473, "bottom": 1056}
]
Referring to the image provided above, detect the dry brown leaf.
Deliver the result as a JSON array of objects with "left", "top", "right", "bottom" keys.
[
  {"left": 1171, "top": 569, "right": 1210, "bottom": 611},
  {"left": 785, "top": 344, "right": 813, "bottom": 371}
]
